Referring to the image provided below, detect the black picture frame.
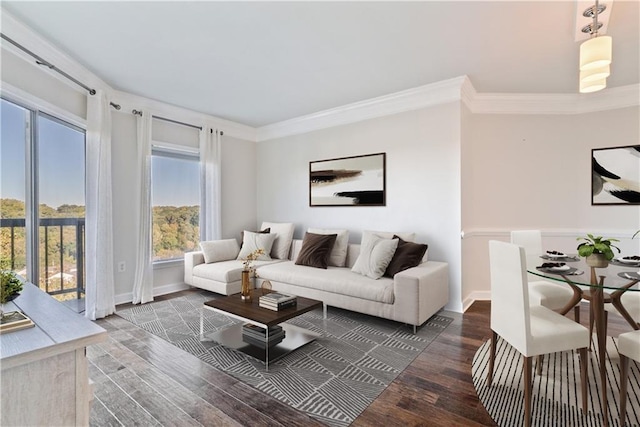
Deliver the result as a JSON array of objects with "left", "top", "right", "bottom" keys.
[
  {"left": 309, "top": 152, "right": 386, "bottom": 207},
  {"left": 591, "top": 144, "right": 640, "bottom": 205}
]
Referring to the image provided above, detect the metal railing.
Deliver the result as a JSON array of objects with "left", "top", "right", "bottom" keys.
[{"left": 0, "top": 217, "right": 85, "bottom": 299}]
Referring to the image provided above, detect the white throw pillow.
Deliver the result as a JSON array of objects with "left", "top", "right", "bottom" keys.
[
  {"left": 260, "top": 222, "right": 295, "bottom": 260},
  {"left": 352, "top": 234, "right": 399, "bottom": 279},
  {"left": 307, "top": 228, "right": 349, "bottom": 267},
  {"left": 199, "top": 239, "right": 240, "bottom": 264},
  {"left": 237, "top": 231, "right": 277, "bottom": 261},
  {"left": 363, "top": 230, "right": 416, "bottom": 242}
]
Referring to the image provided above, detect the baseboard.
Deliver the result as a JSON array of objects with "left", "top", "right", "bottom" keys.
[
  {"left": 114, "top": 282, "right": 191, "bottom": 306},
  {"left": 462, "top": 291, "right": 491, "bottom": 312}
]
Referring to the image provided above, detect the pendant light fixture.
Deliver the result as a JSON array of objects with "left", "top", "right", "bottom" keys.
[{"left": 579, "top": 0, "right": 612, "bottom": 93}]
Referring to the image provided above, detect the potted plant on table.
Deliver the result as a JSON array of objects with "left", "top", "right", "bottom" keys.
[
  {"left": 576, "top": 234, "right": 621, "bottom": 268},
  {"left": 1, "top": 270, "right": 24, "bottom": 319}
]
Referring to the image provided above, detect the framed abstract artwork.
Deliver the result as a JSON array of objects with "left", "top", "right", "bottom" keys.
[
  {"left": 592, "top": 145, "right": 640, "bottom": 205},
  {"left": 309, "top": 152, "right": 386, "bottom": 206}
]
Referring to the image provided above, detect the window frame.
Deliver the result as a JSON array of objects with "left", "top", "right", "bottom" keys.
[{"left": 150, "top": 141, "right": 201, "bottom": 265}]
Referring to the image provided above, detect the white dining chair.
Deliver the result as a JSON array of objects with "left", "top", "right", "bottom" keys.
[
  {"left": 487, "top": 240, "right": 590, "bottom": 427},
  {"left": 511, "top": 230, "right": 581, "bottom": 322},
  {"left": 605, "top": 291, "right": 640, "bottom": 330},
  {"left": 619, "top": 329, "right": 640, "bottom": 427}
]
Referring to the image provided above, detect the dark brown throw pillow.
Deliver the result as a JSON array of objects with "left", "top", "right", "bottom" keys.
[
  {"left": 384, "top": 235, "right": 428, "bottom": 277},
  {"left": 295, "top": 232, "right": 338, "bottom": 269}
]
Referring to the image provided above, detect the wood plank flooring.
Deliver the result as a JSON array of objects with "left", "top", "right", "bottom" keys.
[{"left": 88, "top": 291, "right": 634, "bottom": 426}]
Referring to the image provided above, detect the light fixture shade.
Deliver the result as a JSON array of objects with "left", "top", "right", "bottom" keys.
[
  {"left": 579, "top": 76, "right": 607, "bottom": 93},
  {"left": 580, "top": 36, "right": 612, "bottom": 70},
  {"left": 580, "top": 64, "right": 610, "bottom": 83}
]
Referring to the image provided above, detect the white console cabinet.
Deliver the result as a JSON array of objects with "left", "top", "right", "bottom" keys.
[{"left": 0, "top": 283, "right": 107, "bottom": 426}]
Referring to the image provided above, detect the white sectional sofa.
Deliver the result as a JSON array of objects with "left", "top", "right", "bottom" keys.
[
  {"left": 257, "top": 239, "right": 449, "bottom": 332},
  {"left": 185, "top": 230, "right": 449, "bottom": 331}
]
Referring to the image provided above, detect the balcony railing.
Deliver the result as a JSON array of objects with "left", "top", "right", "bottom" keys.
[{"left": 1, "top": 217, "right": 85, "bottom": 300}]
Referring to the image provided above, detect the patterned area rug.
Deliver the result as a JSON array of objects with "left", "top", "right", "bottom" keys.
[
  {"left": 117, "top": 291, "right": 452, "bottom": 426},
  {"left": 472, "top": 336, "right": 640, "bottom": 427}
]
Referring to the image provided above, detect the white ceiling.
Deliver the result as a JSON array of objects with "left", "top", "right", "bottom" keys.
[{"left": 2, "top": 1, "right": 639, "bottom": 127}]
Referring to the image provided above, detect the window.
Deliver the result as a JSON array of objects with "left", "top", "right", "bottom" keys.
[
  {"left": 151, "top": 146, "right": 200, "bottom": 262},
  {"left": 1, "top": 98, "right": 86, "bottom": 302}
]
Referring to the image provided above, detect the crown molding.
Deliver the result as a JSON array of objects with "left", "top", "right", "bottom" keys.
[
  {"left": 257, "top": 76, "right": 469, "bottom": 141},
  {"left": 258, "top": 75, "right": 638, "bottom": 141},
  {"left": 466, "top": 84, "right": 640, "bottom": 115}
]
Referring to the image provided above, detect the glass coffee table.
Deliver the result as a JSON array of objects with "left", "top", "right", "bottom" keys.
[{"left": 200, "top": 293, "right": 323, "bottom": 369}]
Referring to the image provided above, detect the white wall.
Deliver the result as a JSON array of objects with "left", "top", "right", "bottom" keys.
[
  {"left": 461, "top": 106, "right": 640, "bottom": 308},
  {"left": 221, "top": 135, "right": 258, "bottom": 240},
  {"left": 256, "top": 102, "right": 463, "bottom": 311}
]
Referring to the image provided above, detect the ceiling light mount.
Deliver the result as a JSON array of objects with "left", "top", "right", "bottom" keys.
[
  {"left": 578, "top": 0, "right": 612, "bottom": 93},
  {"left": 583, "top": 4, "right": 606, "bottom": 18}
]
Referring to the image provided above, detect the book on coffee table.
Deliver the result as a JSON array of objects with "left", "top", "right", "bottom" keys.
[
  {"left": 259, "top": 292, "right": 296, "bottom": 303},
  {"left": 259, "top": 299, "right": 297, "bottom": 311}
]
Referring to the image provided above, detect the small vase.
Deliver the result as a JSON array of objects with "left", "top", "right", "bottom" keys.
[
  {"left": 586, "top": 253, "right": 609, "bottom": 268},
  {"left": 241, "top": 270, "right": 252, "bottom": 302}
]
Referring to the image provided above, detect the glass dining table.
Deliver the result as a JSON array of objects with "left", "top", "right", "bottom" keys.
[{"left": 527, "top": 255, "right": 640, "bottom": 427}]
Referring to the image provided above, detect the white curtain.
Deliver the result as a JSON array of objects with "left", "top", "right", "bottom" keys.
[
  {"left": 131, "top": 111, "right": 154, "bottom": 304},
  {"left": 85, "top": 90, "right": 116, "bottom": 320},
  {"left": 199, "top": 128, "right": 222, "bottom": 242}
]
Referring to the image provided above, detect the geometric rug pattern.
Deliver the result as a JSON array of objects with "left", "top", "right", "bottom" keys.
[
  {"left": 472, "top": 336, "right": 640, "bottom": 427},
  {"left": 117, "top": 291, "right": 452, "bottom": 427}
]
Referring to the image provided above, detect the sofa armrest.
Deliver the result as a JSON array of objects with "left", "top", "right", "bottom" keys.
[
  {"left": 393, "top": 261, "right": 449, "bottom": 326},
  {"left": 184, "top": 251, "right": 205, "bottom": 285}
]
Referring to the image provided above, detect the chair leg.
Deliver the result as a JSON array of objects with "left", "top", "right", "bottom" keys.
[
  {"left": 488, "top": 330, "right": 497, "bottom": 386},
  {"left": 589, "top": 303, "right": 594, "bottom": 350},
  {"left": 524, "top": 355, "right": 533, "bottom": 427},
  {"left": 620, "top": 354, "right": 629, "bottom": 427},
  {"left": 574, "top": 305, "right": 580, "bottom": 324},
  {"left": 578, "top": 347, "right": 588, "bottom": 413}
]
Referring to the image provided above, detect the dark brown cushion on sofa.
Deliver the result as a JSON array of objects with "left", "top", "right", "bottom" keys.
[
  {"left": 384, "top": 235, "right": 428, "bottom": 277},
  {"left": 295, "top": 232, "right": 338, "bottom": 269}
]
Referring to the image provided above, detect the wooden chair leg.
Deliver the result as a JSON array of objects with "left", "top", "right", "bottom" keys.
[
  {"left": 620, "top": 354, "right": 629, "bottom": 427},
  {"left": 578, "top": 347, "right": 588, "bottom": 413},
  {"left": 524, "top": 355, "right": 533, "bottom": 427},
  {"left": 488, "top": 330, "right": 497, "bottom": 386},
  {"left": 574, "top": 305, "right": 580, "bottom": 324}
]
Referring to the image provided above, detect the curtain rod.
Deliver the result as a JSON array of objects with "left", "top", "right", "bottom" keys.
[
  {"left": 153, "top": 115, "right": 202, "bottom": 131},
  {"left": 1, "top": 33, "right": 97, "bottom": 96}
]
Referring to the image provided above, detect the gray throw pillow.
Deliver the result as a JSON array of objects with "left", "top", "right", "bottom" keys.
[{"left": 352, "top": 234, "right": 399, "bottom": 279}]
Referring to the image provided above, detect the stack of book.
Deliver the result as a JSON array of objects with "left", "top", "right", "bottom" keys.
[
  {"left": 242, "top": 324, "right": 285, "bottom": 348},
  {"left": 259, "top": 292, "right": 297, "bottom": 311}
]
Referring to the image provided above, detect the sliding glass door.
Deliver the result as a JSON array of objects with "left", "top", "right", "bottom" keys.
[{"left": 1, "top": 98, "right": 86, "bottom": 301}]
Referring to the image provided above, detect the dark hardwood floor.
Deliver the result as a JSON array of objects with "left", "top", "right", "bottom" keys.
[{"left": 89, "top": 292, "right": 634, "bottom": 426}]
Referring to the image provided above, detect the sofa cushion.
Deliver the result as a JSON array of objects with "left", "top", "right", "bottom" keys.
[
  {"left": 352, "top": 234, "right": 399, "bottom": 279},
  {"left": 258, "top": 261, "right": 395, "bottom": 304},
  {"left": 237, "top": 231, "right": 277, "bottom": 260},
  {"left": 308, "top": 228, "right": 349, "bottom": 267},
  {"left": 364, "top": 229, "right": 415, "bottom": 242},
  {"left": 200, "top": 239, "right": 240, "bottom": 264},
  {"left": 193, "top": 259, "right": 279, "bottom": 283},
  {"left": 295, "top": 232, "right": 337, "bottom": 269},
  {"left": 384, "top": 236, "right": 428, "bottom": 277},
  {"left": 260, "top": 222, "right": 295, "bottom": 260}
]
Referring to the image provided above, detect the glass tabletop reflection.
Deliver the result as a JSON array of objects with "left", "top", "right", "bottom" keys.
[{"left": 526, "top": 255, "right": 640, "bottom": 292}]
